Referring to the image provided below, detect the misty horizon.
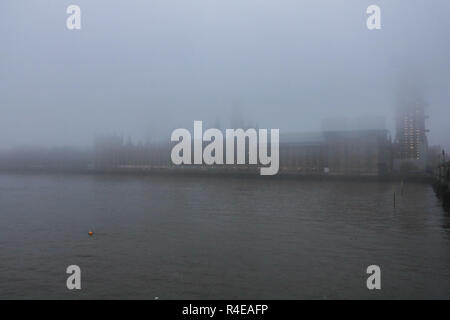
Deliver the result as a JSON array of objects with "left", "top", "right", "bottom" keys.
[{"left": 1, "top": 0, "right": 449, "bottom": 151}]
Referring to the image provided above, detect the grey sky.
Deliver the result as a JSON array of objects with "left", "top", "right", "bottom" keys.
[{"left": 1, "top": 0, "right": 449, "bottom": 150}]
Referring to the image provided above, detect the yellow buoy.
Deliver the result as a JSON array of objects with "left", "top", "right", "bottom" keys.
[{"left": 88, "top": 231, "right": 93, "bottom": 236}]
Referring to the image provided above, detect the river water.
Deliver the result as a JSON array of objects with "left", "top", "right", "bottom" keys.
[{"left": 0, "top": 173, "right": 449, "bottom": 299}]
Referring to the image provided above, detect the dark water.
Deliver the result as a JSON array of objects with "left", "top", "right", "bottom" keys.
[{"left": 1, "top": 173, "right": 449, "bottom": 299}]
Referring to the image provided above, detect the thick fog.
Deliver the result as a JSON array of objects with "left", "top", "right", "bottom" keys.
[{"left": 1, "top": 0, "right": 449, "bottom": 150}]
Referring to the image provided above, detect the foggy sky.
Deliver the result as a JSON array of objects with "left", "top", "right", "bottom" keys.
[{"left": 1, "top": 0, "right": 449, "bottom": 151}]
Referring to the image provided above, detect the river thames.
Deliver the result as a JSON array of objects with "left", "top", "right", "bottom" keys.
[{"left": 0, "top": 173, "right": 449, "bottom": 299}]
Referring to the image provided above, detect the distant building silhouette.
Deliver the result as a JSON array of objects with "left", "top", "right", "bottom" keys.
[
  {"left": 395, "top": 102, "right": 428, "bottom": 161},
  {"left": 393, "top": 100, "right": 429, "bottom": 172},
  {"left": 279, "top": 129, "right": 392, "bottom": 176}
]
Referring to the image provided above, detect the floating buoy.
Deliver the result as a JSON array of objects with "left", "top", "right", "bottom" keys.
[{"left": 88, "top": 231, "right": 93, "bottom": 236}]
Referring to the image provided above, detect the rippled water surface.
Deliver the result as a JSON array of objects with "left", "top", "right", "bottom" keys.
[{"left": 1, "top": 173, "right": 449, "bottom": 299}]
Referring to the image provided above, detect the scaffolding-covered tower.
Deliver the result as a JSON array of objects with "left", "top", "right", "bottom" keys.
[{"left": 394, "top": 99, "right": 429, "bottom": 172}]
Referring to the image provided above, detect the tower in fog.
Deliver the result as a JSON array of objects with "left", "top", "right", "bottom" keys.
[
  {"left": 395, "top": 101, "right": 428, "bottom": 161},
  {"left": 393, "top": 70, "right": 430, "bottom": 172}
]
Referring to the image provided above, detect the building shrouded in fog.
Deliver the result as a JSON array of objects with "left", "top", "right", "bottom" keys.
[
  {"left": 323, "top": 129, "right": 392, "bottom": 176},
  {"left": 93, "top": 116, "right": 394, "bottom": 176},
  {"left": 394, "top": 100, "right": 429, "bottom": 172},
  {"left": 279, "top": 126, "right": 393, "bottom": 176},
  {"left": 392, "top": 74, "right": 430, "bottom": 172},
  {"left": 396, "top": 103, "right": 428, "bottom": 160}
]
